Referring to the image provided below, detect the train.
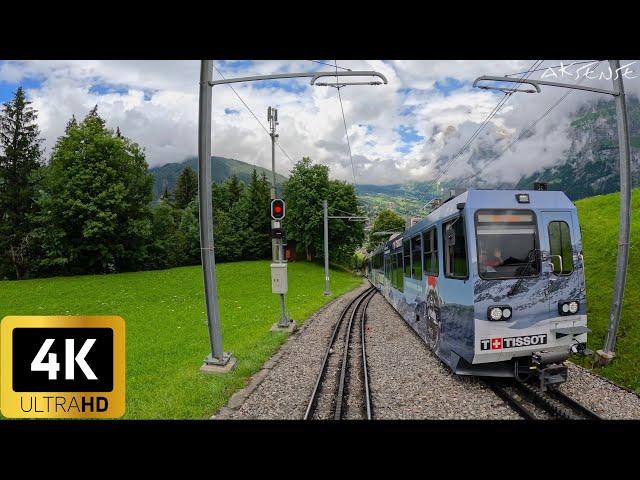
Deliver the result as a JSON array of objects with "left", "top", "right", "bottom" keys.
[{"left": 365, "top": 188, "right": 589, "bottom": 390}]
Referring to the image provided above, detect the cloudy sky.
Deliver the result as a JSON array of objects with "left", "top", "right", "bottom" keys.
[{"left": 0, "top": 60, "right": 637, "bottom": 186}]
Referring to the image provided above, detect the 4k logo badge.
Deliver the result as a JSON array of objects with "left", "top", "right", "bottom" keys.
[{"left": 1, "top": 316, "right": 125, "bottom": 418}]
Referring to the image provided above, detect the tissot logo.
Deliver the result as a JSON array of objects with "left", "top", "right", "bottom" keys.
[{"left": 480, "top": 334, "right": 547, "bottom": 351}]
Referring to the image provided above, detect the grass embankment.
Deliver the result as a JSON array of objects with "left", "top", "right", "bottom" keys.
[
  {"left": 576, "top": 188, "right": 640, "bottom": 392},
  {"left": 0, "top": 260, "right": 361, "bottom": 419}
]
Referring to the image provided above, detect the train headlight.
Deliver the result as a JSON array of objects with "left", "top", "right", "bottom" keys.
[
  {"left": 568, "top": 301, "right": 579, "bottom": 314},
  {"left": 558, "top": 300, "right": 579, "bottom": 316},
  {"left": 488, "top": 305, "right": 512, "bottom": 321}
]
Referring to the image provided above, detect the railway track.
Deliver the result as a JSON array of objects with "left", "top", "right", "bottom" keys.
[
  {"left": 304, "top": 286, "right": 376, "bottom": 420},
  {"left": 486, "top": 379, "right": 602, "bottom": 420}
]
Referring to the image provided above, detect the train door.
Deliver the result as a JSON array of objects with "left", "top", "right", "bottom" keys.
[{"left": 539, "top": 211, "right": 579, "bottom": 316}]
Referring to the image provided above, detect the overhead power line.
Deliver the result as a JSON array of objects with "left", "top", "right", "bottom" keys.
[
  {"left": 486, "top": 62, "right": 602, "bottom": 187},
  {"left": 309, "top": 60, "right": 352, "bottom": 71},
  {"left": 213, "top": 64, "right": 295, "bottom": 165},
  {"left": 334, "top": 60, "right": 358, "bottom": 186},
  {"left": 506, "top": 60, "right": 599, "bottom": 78},
  {"left": 429, "top": 60, "right": 544, "bottom": 188}
]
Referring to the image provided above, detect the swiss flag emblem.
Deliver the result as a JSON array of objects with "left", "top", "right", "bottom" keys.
[{"left": 491, "top": 338, "right": 502, "bottom": 350}]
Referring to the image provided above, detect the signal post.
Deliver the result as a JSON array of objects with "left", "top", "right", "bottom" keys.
[
  {"left": 268, "top": 107, "right": 295, "bottom": 332},
  {"left": 196, "top": 62, "right": 387, "bottom": 366}
]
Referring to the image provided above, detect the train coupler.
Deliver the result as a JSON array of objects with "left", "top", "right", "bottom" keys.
[{"left": 531, "top": 351, "right": 569, "bottom": 391}]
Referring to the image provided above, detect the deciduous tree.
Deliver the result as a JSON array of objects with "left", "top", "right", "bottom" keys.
[
  {"left": 34, "top": 107, "right": 153, "bottom": 275},
  {"left": 367, "top": 209, "right": 405, "bottom": 251}
]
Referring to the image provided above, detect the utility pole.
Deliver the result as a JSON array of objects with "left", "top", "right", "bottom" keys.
[
  {"left": 323, "top": 199, "right": 368, "bottom": 295},
  {"left": 473, "top": 60, "right": 633, "bottom": 365},
  {"left": 268, "top": 107, "right": 278, "bottom": 261},
  {"left": 268, "top": 106, "right": 292, "bottom": 331},
  {"left": 198, "top": 60, "right": 235, "bottom": 373},
  {"left": 323, "top": 200, "right": 330, "bottom": 295},
  {"left": 601, "top": 60, "right": 632, "bottom": 360},
  {"left": 196, "top": 61, "right": 387, "bottom": 352}
]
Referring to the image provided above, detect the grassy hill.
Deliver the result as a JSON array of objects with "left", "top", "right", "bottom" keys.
[
  {"left": 356, "top": 181, "right": 444, "bottom": 217},
  {"left": 576, "top": 188, "right": 640, "bottom": 392},
  {"left": 0, "top": 261, "right": 361, "bottom": 419},
  {"left": 150, "top": 156, "right": 288, "bottom": 201}
]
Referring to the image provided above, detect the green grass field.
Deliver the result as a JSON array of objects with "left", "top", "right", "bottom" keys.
[
  {"left": 575, "top": 188, "right": 640, "bottom": 392},
  {"left": 0, "top": 260, "right": 361, "bottom": 419}
]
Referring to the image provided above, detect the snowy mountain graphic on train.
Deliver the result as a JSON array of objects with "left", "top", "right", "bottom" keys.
[{"left": 365, "top": 188, "right": 589, "bottom": 391}]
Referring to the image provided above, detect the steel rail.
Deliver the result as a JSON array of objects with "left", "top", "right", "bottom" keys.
[
  {"left": 513, "top": 381, "right": 573, "bottom": 419},
  {"left": 361, "top": 290, "right": 377, "bottom": 420},
  {"left": 513, "top": 380, "right": 603, "bottom": 420},
  {"left": 546, "top": 388, "right": 603, "bottom": 420},
  {"left": 303, "top": 286, "right": 375, "bottom": 420},
  {"left": 485, "top": 380, "right": 537, "bottom": 420},
  {"left": 334, "top": 288, "right": 376, "bottom": 420}
]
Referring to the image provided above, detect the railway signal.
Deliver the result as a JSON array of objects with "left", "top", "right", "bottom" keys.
[{"left": 271, "top": 199, "right": 286, "bottom": 220}]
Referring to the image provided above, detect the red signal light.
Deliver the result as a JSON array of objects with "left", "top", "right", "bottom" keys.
[{"left": 271, "top": 199, "right": 286, "bottom": 220}]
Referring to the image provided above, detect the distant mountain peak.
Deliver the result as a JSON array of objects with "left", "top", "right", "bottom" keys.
[{"left": 149, "top": 156, "right": 287, "bottom": 202}]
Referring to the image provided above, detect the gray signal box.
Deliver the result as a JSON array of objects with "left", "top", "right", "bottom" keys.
[{"left": 271, "top": 263, "right": 288, "bottom": 294}]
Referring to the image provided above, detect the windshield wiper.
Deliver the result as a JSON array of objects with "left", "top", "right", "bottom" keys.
[{"left": 507, "top": 248, "right": 539, "bottom": 297}]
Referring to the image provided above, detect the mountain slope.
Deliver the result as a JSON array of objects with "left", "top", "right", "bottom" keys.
[
  {"left": 356, "top": 181, "right": 444, "bottom": 216},
  {"left": 150, "top": 156, "right": 287, "bottom": 201},
  {"left": 575, "top": 188, "right": 639, "bottom": 392},
  {"left": 516, "top": 97, "right": 640, "bottom": 200}
]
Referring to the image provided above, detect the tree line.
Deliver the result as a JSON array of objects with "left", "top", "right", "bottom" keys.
[{"left": 0, "top": 87, "right": 365, "bottom": 280}]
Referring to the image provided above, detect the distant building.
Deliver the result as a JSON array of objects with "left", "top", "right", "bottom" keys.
[{"left": 284, "top": 240, "right": 297, "bottom": 261}]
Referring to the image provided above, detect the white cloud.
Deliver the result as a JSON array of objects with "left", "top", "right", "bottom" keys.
[{"left": 1, "top": 59, "right": 637, "bottom": 186}]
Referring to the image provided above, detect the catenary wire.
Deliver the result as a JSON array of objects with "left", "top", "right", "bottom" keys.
[
  {"left": 213, "top": 64, "right": 296, "bottom": 165},
  {"left": 309, "top": 60, "right": 352, "bottom": 71},
  {"left": 334, "top": 60, "right": 358, "bottom": 186},
  {"left": 428, "top": 60, "right": 544, "bottom": 190}
]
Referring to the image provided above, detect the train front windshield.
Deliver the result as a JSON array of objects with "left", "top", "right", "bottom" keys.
[{"left": 475, "top": 209, "right": 539, "bottom": 279}]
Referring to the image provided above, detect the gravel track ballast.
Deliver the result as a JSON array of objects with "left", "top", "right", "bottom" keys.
[{"left": 215, "top": 282, "right": 640, "bottom": 420}]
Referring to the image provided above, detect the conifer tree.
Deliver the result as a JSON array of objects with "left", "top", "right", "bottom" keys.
[
  {"left": 173, "top": 166, "right": 198, "bottom": 209},
  {"left": 0, "top": 87, "right": 43, "bottom": 279}
]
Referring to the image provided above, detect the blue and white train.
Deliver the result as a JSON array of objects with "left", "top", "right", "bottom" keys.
[{"left": 365, "top": 189, "right": 589, "bottom": 390}]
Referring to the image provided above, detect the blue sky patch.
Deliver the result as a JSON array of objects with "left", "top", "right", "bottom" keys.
[
  {"left": 434, "top": 77, "right": 464, "bottom": 95},
  {"left": 253, "top": 79, "right": 307, "bottom": 94},
  {"left": 0, "top": 77, "right": 43, "bottom": 104},
  {"left": 396, "top": 124, "right": 423, "bottom": 153},
  {"left": 89, "top": 83, "right": 129, "bottom": 96},
  {"left": 224, "top": 108, "right": 240, "bottom": 115},
  {"left": 216, "top": 60, "right": 254, "bottom": 73},
  {"left": 398, "top": 124, "right": 423, "bottom": 142}
]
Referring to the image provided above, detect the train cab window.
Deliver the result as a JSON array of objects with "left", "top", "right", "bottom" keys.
[
  {"left": 476, "top": 209, "right": 539, "bottom": 279},
  {"left": 411, "top": 235, "right": 422, "bottom": 279},
  {"left": 443, "top": 217, "right": 468, "bottom": 279},
  {"left": 548, "top": 221, "right": 573, "bottom": 275},
  {"left": 403, "top": 240, "right": 411, "bottom": 277},
  {"left": 423, "top": 227, "right": 438, "bottom": 276}
]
